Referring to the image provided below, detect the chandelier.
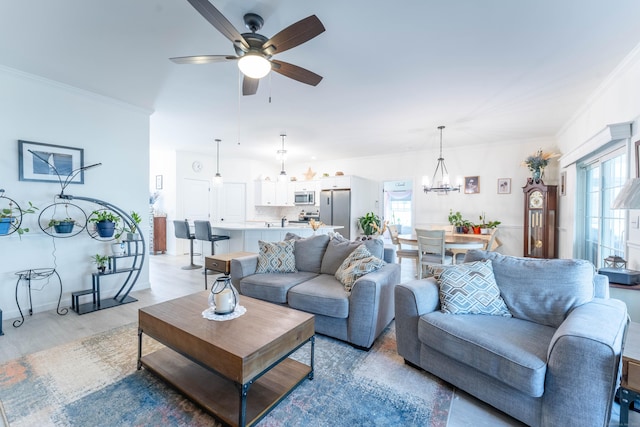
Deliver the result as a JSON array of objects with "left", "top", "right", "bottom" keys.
[
  {"left": 212, "top": 138, "right": 223, "bottom": 187},
  {"left": 422, "top": 126, "right": 461, "bottom": 194},
  {"left": 277, "top": 133, "right": 287, "bottom": 182}
]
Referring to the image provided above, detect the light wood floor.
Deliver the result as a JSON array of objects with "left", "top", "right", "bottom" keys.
[{"left": 0, "top": 254, "right": 629, "bottom": 426}]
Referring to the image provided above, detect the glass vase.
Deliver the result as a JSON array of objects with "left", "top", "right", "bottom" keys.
[{"left": 208, "top": 276, "right": 239, "bottom": 315}]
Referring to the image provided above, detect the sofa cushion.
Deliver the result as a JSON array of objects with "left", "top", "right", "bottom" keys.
[
  {"left": 464, "top": 250, "right": 595, "bottom": 328},
  {"left": 239, "top": 272, "right": 318, "bottom": 304},
  {"left": 320, "top": 238, "right": 362, "bottom": 275},
  {"left": 438, "top": 260, "right": 511, "bottom": 317},
  {"left": 419, "top": 311, "right": 555, "bottom": 397},
  {"left": 288, "top": 274, "right": 350, "bottom": 318},
  {"left": 256, "top": 240, "right": 297, "bottom": 273},
  {"left": 335, "top": 245, "right": 385, "bottom": 292},
  {"left": 285, "top": 233, "right": 330, "bottom": 273},
  {"left": 358, "top": 237, "right": 385, "bottom": 259}
]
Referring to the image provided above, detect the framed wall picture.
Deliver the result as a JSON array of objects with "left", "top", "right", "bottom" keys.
[
  {"left": 18, "top": 140, "right": 85, "bottom": 184},
  {"left": 464, "top": 176, "right": 480, "bottom": 194},
  {"left": 560, "top": 171, "right": 566, "bottom": 196},
  {"left": 497, "top": 178, "right": 511, "bottom": 194},
  {"left": 155, "top": 175, "right": 163, "bottom": 190}
]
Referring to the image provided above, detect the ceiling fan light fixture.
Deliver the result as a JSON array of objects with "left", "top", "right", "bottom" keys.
[{"left": 238, "top": 54, "right": 271, "bottom": 79}]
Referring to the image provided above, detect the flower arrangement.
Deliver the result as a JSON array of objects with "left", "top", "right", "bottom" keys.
[
  {"left": 309, "top": 218, "right": 324, "bottom": 231},
  {"left": 522, "top": 149, "right": 560, "bottom": 172}
]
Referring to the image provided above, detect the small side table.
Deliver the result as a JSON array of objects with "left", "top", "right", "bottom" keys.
[
  {"left": 619, "top": 321, "right": 640, "bottom": 426},
  {"left": 204, "top": 251, "right": 255, "bottom": 289}
]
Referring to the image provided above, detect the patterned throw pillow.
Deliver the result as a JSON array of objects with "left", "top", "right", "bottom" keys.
[
  {"left": 335, "top": 245, "right": 386, "bottom": 292},
  {"left": 255, "top": 240, "right": 297, "bottom": 273},
  {"left": 438, "top": 260, "right": 511, "bottom": 316}
]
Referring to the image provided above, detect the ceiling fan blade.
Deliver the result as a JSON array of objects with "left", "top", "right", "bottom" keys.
[
  {"left": 262, "top": 15, "right": 325, "bottom": 55},
  {"left": 271, "top": 60, "right": 323, "bottom": 86},
  {"left": 170, "top": 55, "right": 238, "bottom": 64},
  {"left": 186, "top": 0, "right": 249, "bottom": 51},
  {"left": 242, "top": 76, "right": 259, "bottom": 96}
]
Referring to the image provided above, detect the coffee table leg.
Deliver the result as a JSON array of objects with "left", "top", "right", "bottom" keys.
[
  {"left": 239, "top": 382, "right": 252, "bottom": 427},
  {"left": 137, "top": 328, "right": 143, "bottom": 370},
  {"left": 309, "top": 335, "right": 315, "bottom": 380}
]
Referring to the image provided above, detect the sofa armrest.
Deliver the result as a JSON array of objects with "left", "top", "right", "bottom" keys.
[
  {"left": 346, "top": 263, "right": 400, "bottom": 349},
  {"left": 543, "top": 298, "right": 628, "bottom": 426},
  {"left": 230, "top": 255, "right": 258, "bottom": 288},
  {"left": 394, "top": 278, "right": 440, "bottom": 365}
]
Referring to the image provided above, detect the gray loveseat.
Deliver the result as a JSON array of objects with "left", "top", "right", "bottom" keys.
[
  {"left": 395, "top": 250, "right": 628, "bottom": 427},
  {"left": 230, "top": 233, "right": 400, "bottom": 349}
]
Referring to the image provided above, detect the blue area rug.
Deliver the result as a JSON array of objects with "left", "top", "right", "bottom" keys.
[{"left": 0, "top": 322, "right": 452, "bottom": 426}]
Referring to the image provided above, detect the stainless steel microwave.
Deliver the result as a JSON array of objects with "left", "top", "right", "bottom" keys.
[{"left": 294, "top": 190, "right": 315, "bottom": 205}]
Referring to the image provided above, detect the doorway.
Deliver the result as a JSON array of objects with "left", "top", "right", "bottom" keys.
[{"left": 382, "top": 180, "right": 413, "bottom": 234}]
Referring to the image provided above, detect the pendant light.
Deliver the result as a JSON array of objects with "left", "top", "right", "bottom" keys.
[
  {"left": 277, "top": 133, "right": 287, "bottom": 182},
  {"left": 422, "top": 126, "right": 461, "bottom": 194},
  {"left": 212, "top": 138, "right": 223, "bottom": 187}
]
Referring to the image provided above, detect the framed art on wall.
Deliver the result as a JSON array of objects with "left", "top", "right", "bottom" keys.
[
  {"left": 497, "top": 178, "right": 511, "bottom": 194},
  {"left": 464, "top": 176, "right": 480, "bottom": 194},
  {"left": 18, "top": 140, "right": 85, "bottom": 184}
]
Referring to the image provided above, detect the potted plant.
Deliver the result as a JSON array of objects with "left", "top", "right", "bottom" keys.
[
  {"left": 358, "top": 212, "right": 382, "bottom": 236},
  {"left": 48, "top": 217, "right": 76, "bottom": 234},
  {"left": 478, "top": 212, "right": 501, "bottom": 234},
  {"left": 89, "top": 210, "right": 120, "bottom": 238},
  {"left": 125, "top": 211, "right": 142, "bottom": 240},
  {"left": 0, "top": 201, "right": 38, "bottom": 236},
  {"left": 448, "top": 210, "right": 466, "bottom": 233},
  {"left": 91, "top": 254, "right": 109, "bottom": 273}
]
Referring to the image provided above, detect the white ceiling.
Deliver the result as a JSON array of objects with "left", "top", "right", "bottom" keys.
[{"left": 1, "top": 0, "right": 640, "bottom": 163}]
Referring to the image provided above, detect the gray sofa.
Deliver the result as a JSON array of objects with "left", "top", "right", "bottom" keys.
[
  {"left": 395, "top": 250, "right": 628, "bottom": 427},
  {"left": 230, "top": 233, "right": 400, "bottom": 349}
]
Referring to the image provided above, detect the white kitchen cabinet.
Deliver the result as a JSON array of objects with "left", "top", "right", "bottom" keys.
[
  {"left": 254, "top": 180, "right": 276, "bottom": 205},
  {"left": 275, "top": 181, "right": 292, "bottom": 206},
  {"left": 293, "top": 180, "right": 319, "bottom": 192},
  {"left": 320, "top": 176, "right": 352, "bottom": 190}
]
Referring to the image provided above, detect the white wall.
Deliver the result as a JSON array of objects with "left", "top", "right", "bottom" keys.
[{"left": 0, "top": 66, "right": 151, "bottom": 321}]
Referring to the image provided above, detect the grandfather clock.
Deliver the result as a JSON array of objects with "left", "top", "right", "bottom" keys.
[{"left": 523, "top": 178, "right": 558, "bottom": 258}]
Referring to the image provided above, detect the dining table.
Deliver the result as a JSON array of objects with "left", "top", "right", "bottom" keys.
[{"left": 397, "top": 233, "right": 488, "bottom": 264}]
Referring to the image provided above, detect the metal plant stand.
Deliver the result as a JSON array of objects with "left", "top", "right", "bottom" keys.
[{"left": 13, "top": 268, "right": 67, "bottom": 327}]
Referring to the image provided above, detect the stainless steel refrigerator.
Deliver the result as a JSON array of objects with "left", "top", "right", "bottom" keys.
[{"left": 319, "top": 189, "right": 351, "bottom": 238}]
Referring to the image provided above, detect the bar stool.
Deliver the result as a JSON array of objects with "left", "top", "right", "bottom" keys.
[
  {"left": 194, "top": 220, "right": 230, "bottom": 264},
  {"left": 173, "top": 219, "right": 201, "bottom": 270}
]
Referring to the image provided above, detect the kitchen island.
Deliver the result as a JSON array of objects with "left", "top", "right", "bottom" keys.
[{"left": 210, "top": 222, "right": 343, "bottom": 254}]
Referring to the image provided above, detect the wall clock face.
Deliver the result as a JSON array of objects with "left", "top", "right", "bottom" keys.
[
  {"left": 529, "top": 190, "right": 543, "bottom": 209},
  {"left": 192, "top": 161, "right": 203, "bottom": 172}
]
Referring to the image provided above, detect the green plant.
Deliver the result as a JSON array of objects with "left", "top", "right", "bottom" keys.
[
  {"left": 447, "top": 210, "right": 464, "bottom": 227},
  {"left": 0, "top": 201, "right": 38, "bottom": 235},
  {"left": 128, "top": 211, "right": 142, "bottom": 233},
  {"left": 89, "top": 210, "right": 120, "bottom": 224},
  {"left": 90, "top": 254, "right": 109, "bottom": 270},
  {"left": 478, "top": 212, "right": 500, "bottom": 229},
  {"left": 358, "top": 212, "right": 382, "bottom": 236}
]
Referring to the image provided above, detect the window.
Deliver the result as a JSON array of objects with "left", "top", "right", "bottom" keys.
[{"left": 579, "top": 148, "right": 626, "bottom": 268}]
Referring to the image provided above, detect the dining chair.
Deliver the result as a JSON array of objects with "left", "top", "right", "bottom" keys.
[
  {"left": 484, "top": 228, "right": 499, "bottom": 251},
  {"left": 415, "top": 228, "right": 453, "bottom": 279},
  {"left": 173, "top": 219, "right": 201, "bottom": 270},
  {"left": 387, "top": 224, "right": 419, "bottom": 273}
]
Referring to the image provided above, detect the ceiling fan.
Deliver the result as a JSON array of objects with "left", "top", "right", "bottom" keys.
[{"left": 171, "top": 0, "right": 325, "bottom": 96}]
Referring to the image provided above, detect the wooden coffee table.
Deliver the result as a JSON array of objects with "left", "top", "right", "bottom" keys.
[{"left": 138, "top": 292, "right": 315, "bottom": 427}]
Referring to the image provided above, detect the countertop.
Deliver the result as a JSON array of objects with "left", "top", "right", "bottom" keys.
[{"left": 210, "top": 222, "right": 342, "bottom": 231}]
